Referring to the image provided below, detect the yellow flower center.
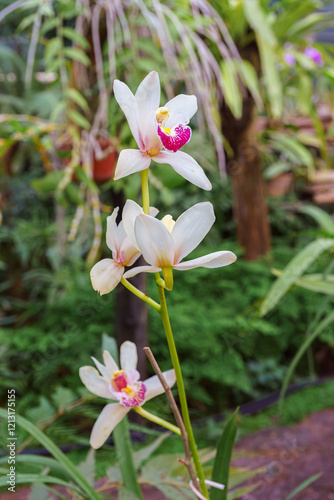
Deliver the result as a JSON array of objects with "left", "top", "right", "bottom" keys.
[
  {"left": 161, "top": 214, "right": 175, "bottom": 233},
  {"left": 155, "top": 106, "right": 170, "bottom": 126}
]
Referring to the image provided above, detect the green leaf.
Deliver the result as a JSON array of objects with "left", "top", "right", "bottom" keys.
[
  {"left": 263, "top": 162, "right": 290, "bottom": 180},
  {"left": 51, "top": 386, "right": 77, "bottom": 411},
  {"left": 31, "top": 171, "right": 63, "bottom": 193},
  {"left": 61, "top": 27, "right": 90, "bottom": 50},
  {"left": 65, "top": 88, "right": 89, "bottom": 112},
  {"left": 0, "top": 455, "right": 69, "bottom": 479},
  {"left": 16, "top": 13, "right": 36, "bottom": 34},
  {"left": 153, "top": 483, "right": 196, "bottom": 500},
  {"left": 65, "top": 182, "right": 85, "bottom": 206},
  {"left": 45, "top": 38, "right": 62, "bottom": 67},
  {"left": 133, "top": 433, "right": 170, "bottom": 469},
  {"left": 77, "top": 449, "right": 96, "bottom": 486},
  {"left": 0, "top": 409, "right": 102, "bottom": 500},
  {"left": 285, "top": 473, "right": 322, "bottom": 500},
  {"left": 113, "top": 418, "right": 144, "bottom": 500},
  {"left": 292, "top": 274, "right": 334, "bottom": 296},
  {"left": 140, "top": 453, "right": 184, "bottom": 481},
  {"left": 118, "top": 486, "right": 142, "bottom": 500},
  {"left": 0, "top": 473, "right": 82, "bottom": 494},
  {"left": 220, "top": 61, "right": 242, "bottom": 119},
  {"left": 102, "top": 334, "right": 118, "bottom": 361},
  {"left": 236, "top": 60, "right": 262, "bottom": 109},
  {"left": 40, "top": 17, "right": 60, "bottom": 36},
  {"left": 259, "top": 238, "right": 334, "bottom": 316},
  {"left": 298, "top": 205, "right": 334, "bottom": 236},
  {"left": 243, "top": 0, "right": 276, "bottom": 46},
  {"left": 67, "top": 109, "right": 91, "bottom": 131},
  {"left": 228, "top": 483, "right": 260, "bottom": 500},
  {"left": 210, "top": 408, "right": 239, "bottom": 500},
  {"left": 229, "top": 466, "right": 266, "bottom": 489},
  {"left": 268, "top": 132, "right": 314, "bottom": 168},
  {"left": 257, "top": 36, "right": 282, "bottom": 118},
  {"left": 280, "top": 311, "right": 334, "bottom": 408},
  {"left": 63, "top": 47, "right": 90, "bottom": 66}
]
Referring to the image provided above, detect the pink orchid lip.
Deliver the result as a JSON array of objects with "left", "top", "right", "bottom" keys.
[
  {"left": 110, "top": 371, "right": 147, "bottom": 408},
  {"left": 157, "top": 124, "right": 191, "bottom": 153}
]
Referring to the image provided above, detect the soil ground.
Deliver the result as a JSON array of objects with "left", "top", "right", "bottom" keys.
[{"left": 1, "top": 408, "right": 333, "bottom": 500}]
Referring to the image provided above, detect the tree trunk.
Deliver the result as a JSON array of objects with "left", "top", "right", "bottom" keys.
[
  {"left": 115, "top": 261, "right": 148, "bottom": 379},
  {"left": 112, "top": 190, "right": 148, "bottom": 378},
  {"left": 221, "top": 97, "right": 271, "bottom": 261}
]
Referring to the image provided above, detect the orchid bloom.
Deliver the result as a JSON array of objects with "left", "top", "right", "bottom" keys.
[
  {"left": 304, "top": 46, "right": 323, "bottom": 66},
  {"left": 79, "top": 342, "right": 176, "bottom": 449},
  {"left": 122, "top": 200, "right": 236, "bottom": 289},
  {"left": 113, "top": 71, "right": 212, "bottom": 191},
  {"left": 90, "top": 207, "right": 140, "bottom": 295}
]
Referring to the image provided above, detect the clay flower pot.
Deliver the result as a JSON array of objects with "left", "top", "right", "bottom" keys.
[{"left": 92, "top": 137, "right": 117, "bottom": 183}]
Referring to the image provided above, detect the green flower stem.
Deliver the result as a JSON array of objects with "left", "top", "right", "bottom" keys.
[
  {"left": 141, "top": 168, "right": 150, "bottom": 214},
  {"left": 121, "top": 276, "right": 161, "bottom": 312},
  {"left": 140, "top": 162, "right": 208, "bottom": 498},
  {"left": 134, "top": 406, "right": 181, "bottom": 436},
  {"left": 157, "top": 284, "right": 209, "bottom": 499}
]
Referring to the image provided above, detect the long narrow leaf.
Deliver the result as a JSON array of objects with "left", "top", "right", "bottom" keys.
[
  {"left": 0, "top": 409, "right": 101, "bottom": 500},
  {"left": 210, "top": 408, "right": 239, "bottom": 500},
  {"left": 256, "top": 36, "right": 282, "bottom": 118},
  {"left": 298, "top": 205, "right": 334, "bottom": 236},
  {"left": 0, "top": 473, "right": 83, "bottom": 494},
  {"left": 259, "top": 238, "right": 334, "bottom": 316},
  {"left": 285, "top": 473, "right": 322, "bottom": 500},
  {"left": 279, "top": 310, "right": 334, "bottom": 408}
]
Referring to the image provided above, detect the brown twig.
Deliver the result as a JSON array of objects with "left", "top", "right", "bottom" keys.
[{"left": 143, "top": 346, "right": 199, "bottom": 490}]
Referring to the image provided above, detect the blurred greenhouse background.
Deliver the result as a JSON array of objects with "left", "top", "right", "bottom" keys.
[{"left": 1, "top": 0, "right": 334, "bottom": 498}]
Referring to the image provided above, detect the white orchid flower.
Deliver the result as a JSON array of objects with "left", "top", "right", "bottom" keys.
[
  {"left": 90, "top": 204, "right": 159, "bottom": 295},
  {"left": 122, "top": 201, "right": 237, "bottom": 289},
  {"left": 113, "top": 71, "right": 212, "bottom": 191},
  {"left": 79, "top": 341, "right": 176, "bottom": 449},
  {"left": 90, "top": 207, "right": 140, "bottom": 295}
]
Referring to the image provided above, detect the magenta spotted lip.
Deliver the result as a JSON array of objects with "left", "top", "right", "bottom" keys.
[{"left": 157, "top": 124, "right": 191, "bottom": 153}]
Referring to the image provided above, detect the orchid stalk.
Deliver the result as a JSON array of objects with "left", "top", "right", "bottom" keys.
[
  {"left": 139, "top": 170, "right": 210, "bottom": 498},
  {"left": 84, "top": 71, "right": 237, "bottom": 500}
]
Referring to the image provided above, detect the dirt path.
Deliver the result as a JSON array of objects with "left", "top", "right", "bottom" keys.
[
  {"left": 1, "top": 409, "right": 333, "bottom": 499},
  {"left": 233, "top": 408, "right": 334, "bottom": 499}
]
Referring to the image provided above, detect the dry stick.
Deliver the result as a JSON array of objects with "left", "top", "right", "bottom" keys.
[{"left": 143, "top": 347, "right": 200, "bottom": 491}]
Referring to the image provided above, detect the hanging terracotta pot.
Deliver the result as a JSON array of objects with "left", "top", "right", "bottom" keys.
[{"left": 92, "top": 137, "right": 117, "bottom": 183}]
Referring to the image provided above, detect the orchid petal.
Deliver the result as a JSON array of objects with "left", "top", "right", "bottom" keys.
[
  {"left": 90, "top": 259, "right": 124, "bottom": 295},
  {"left": 114, "top": 149, "right": 151, "bottom": 180},
  {"left": 91, "top": 357, "right": 109, "bottom": 380},
  {"left": 122, "top": 200, "right": 143, "bottom": 248},
  {"left": 164, "top": 94, "right": 198, "bottom": 128},
  {"left": 79, "top": 366, "right": 112, "bottom": 399},
  {"left": 90, "top": 403, "right": 129, "bottom": 449},
  {"left": 122, "top": 200, "right": 159, "bottom": 249},
  {"left": 154, "top": 151, "right": 212, "bottom": 191},
  {"left": 135, "top": 71, "right": 161, "bottom": 151},
  {"left": 106, "top": 208, "right": 119, "bottom": 253},
  {"left": 172, "top": 202, "right": 215, "bottom": 263},
  {"left": 174, "top": 251, "right": 237, "bottom": 271},
  {"left": 144, "top": 369, "right": 176, "bottom": 401},
  {"left": 113, "top": 80, "right": 141, "bottom": 148},
  {"left": 116, "top": 222, "right": 140, "bottom": 265},
  {"left": 135, "top": 214, "right": 174, "bottom": 267},
  {"left": 103, "top": 350, "right": 119, "bottom": 376},
  {"left": 120, "top": 341, "right": 138, "bottom": 371},
  {"left": 123, "top": 265, "right": 161, "bottom": 279}
]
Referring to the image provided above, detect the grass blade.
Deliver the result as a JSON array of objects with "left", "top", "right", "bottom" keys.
[
  {"left": 0, "top": 409, "right": 101, "bottom": 500},
  {"left": 210, "top": 408, "right": 239, "bottom": 500},
  {"left": 285, "top": 473, "right": 322, "bottom": 500},
  {"left": 259, "top": 238, "right": 334, "bottom": 316}
]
